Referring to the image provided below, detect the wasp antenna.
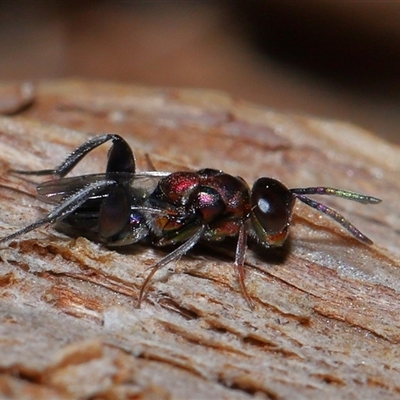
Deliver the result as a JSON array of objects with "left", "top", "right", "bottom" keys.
[
  {"left": 293, "top": 193, "right": 373, "bottom": 245},
  {"left": 290, "top": 187, "right": 381, "bottom": 205}
]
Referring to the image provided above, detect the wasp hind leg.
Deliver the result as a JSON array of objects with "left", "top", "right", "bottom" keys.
[
  {"left": 0, "top": 179, "right": 117, "bottom": 244},
  {"left": 10, "top": 134, "right": 135, "bottom": 177}
]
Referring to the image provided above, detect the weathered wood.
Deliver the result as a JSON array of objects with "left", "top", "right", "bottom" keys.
[{"left": 0, "top": 80, "right": 399, "bottom": 399}]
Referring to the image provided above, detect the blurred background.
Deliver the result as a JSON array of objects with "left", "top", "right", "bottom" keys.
[{"left": 1, "top": 0, "right": 400, "bottom": 143}]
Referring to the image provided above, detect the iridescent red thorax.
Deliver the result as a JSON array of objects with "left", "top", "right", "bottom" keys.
[{"left": 148, "top": 168, "right": 251, "bottom": 245}]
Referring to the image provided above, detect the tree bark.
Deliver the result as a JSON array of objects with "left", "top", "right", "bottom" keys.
[{"left": 0, "top": 80, "right": 398, "bottom": 399}]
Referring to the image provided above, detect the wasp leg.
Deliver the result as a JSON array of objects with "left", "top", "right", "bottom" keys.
[
  {"left": 234, "top": 223, "right": 254, "bottom": 308},
  {"left": 0, "top": 179, "right": 117, "bottom": 244},
  {"left": 137, "top": 224, "right": 206, "bottom": 308},
  {"left": 105, "top": 136, "right": 135, "bottom": 174},
  {"left": 10, "top": 134, "right": 134, "bottom": 177},
  {"left": 144, "top": 153, "right": 157, "bottom": 171}
]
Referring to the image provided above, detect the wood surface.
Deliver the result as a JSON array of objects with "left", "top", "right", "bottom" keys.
[{"left": 0, "top": 80, "right": 399, "bottom": 399}]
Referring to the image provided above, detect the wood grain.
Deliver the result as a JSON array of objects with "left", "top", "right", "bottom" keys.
[{"left": 0, "top": 80, "right": 399, "bottom": 399}]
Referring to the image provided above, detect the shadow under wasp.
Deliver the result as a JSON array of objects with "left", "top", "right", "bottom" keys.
[{"left": 0, "top": 134, "right": 381, "bottom": 308}]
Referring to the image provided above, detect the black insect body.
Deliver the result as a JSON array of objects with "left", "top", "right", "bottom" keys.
[
  {"left": 0, "top": 134, "right": 381, "bottom": 308},
  {"left": 3, "top": 135, "right": 155, "bottom": 247}
]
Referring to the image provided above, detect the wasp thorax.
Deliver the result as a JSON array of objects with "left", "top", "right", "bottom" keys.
[{"left": 190, "top": 186, "right": 225, "bottom": 222}]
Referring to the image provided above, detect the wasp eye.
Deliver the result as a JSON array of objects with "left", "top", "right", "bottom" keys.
[{"left": 251, "top": 178, "right": 295, "bottom": 246}]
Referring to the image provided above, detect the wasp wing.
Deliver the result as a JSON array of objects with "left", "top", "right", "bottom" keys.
[
  {"left": 36, "top": 172, "right": 171, "bottom": 243},
  {"left": 36, "top": 172, "right": 167, "bottom": 205}
]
